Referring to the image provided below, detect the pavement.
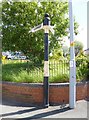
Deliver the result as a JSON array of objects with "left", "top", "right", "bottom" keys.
[{"left": 0, "top": 100, "right": 88, "bottom": 119}]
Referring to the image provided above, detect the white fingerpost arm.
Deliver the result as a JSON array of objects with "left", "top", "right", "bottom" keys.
[
  {"left": 29, "top": 24, "right": 54, "bottom": 34},
  {"left": 29, "top": 23, "right": 43, "bottom": 33}
]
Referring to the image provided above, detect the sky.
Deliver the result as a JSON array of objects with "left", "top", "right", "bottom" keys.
[
  {"left": 72, "top": 0, "right": 88, "bottom": 49},
  {"left": 64, "top": 0, "right": 88, "bottom": 50}
]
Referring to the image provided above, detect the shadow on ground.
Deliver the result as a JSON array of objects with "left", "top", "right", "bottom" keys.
[
  {"left": 21, "top": 107, "right": 70, "bottom": 119},
  {"left": 1, "top": 99, "right": 71, "bottom": 119},
  {"left": 1, "top": 106, "right": 70, "bottom": 119}
]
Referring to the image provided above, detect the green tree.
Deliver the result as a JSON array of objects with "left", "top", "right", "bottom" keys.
[
  {"left": 50, "top": 47, "right": 63, "bottom": 60},
  {"left": 74, "top": 40, "right": 84, "bottom": 56},
  {"left": 2, "top": 1, "right": 78, "bottom": 63},
  {"left": 62, "top": 45, "right": 69, "bottom": 57}
]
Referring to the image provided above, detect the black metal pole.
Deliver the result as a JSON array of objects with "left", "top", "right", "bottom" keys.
[
  {"left": 44, "top": 32, "right": 49, "bottom": 107},
  {"left": 43, "top": 13, "right": 50, "bottom": 108}
]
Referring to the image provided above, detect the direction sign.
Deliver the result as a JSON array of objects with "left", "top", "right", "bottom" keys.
[{"left": 29, "top": 22, "right": 54, "bottom": 34}]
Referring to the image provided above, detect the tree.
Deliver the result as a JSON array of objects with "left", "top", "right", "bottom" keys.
[
  {"left": 62, "top": 45, "right": 69, "bottom": 57},
  {"left": 74, "top": 40, "right": 84, "bottom": 56},
  {"left": 2, "top": 1, "right": 78, "bottom": 63},
  {"left": 50, "top": 47, "right": 63, "bottom": 60}
]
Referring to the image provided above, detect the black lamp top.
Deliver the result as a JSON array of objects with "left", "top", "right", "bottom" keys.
[
  {"left": 44, "top": 13, "right": 49, "bottom": 18},
  {"left": 43, "top": 13, "right": 50, "bottom": 26}
]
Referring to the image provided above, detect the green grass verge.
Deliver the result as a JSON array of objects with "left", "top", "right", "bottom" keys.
[{"left": 2, "top": 60, "right": 84, "bottom": 83}]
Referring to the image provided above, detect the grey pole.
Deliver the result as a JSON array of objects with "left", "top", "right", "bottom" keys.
[
  {"left": 43, "top": 13, "right": 50, "bottom": 108},
  {"left": 69, "top": 0, "right": 76, "bottom": 109}
]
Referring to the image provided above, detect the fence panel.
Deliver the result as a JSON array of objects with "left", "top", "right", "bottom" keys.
[
  {"left": 49, "top": 60, "right": 69, "bottom": 80},
  {"left": 26, "top": 60, "right": 70, "bottom": 80}
]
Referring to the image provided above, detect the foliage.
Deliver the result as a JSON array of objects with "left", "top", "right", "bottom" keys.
[
  {"left": 2, "top": 58, "right": 88, "bottom": 83},
  {"left": 62, "top": 45, "right": 69, "bottom": 57},
  {"left": 74, "top": 40, "right": 84, "bottom": 56},
  {"left": 2, "top": 61, "right": 42, "bottom": 82},
  {"left": 49, "top": 48, "right": 63, "bottom": 60},
  {"left": 0, "top": 63, "right": 2, "bottom": 80},
  {"left": 76, "top": 54, "right": 89, "bottom": 81},
  {"left": 49, "top": 73, "right": 69, "bottom": 83},
  {"left": 2, "top": 60, "right": 70, "bottom": 83},
  {"left": 2, "top": 1, "right": 78, "bottom": 63}
]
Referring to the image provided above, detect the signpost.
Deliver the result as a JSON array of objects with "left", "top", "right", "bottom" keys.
[
  {"left": 69, "top": 0, "right": 76, "bottom": 109},
  {"left": 30, "top": 3, "right": 76, "bottom": 108},
  {"left": 29, "top": 13, "right": 54, "bottom": 108}
]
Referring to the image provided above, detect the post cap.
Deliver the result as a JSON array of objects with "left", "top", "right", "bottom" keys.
[
  {"left": 43, "top": 13, "right": 50, "bottom": 26},
  {"left": 44, "top": 13, "right": 49, "bottom": 18}
]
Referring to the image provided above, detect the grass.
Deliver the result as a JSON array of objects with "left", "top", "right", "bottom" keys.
[
  {"left": 49, "top": 73, "right": 69, "bottom": 83},
  {"left": 2, "top": 62, "right": 40, "bottom": 82},
  {"left": 2, "top": 60, "right": 42, "bottom": 83},
  {"left": 0, "top": 63, "right": 2, "bottom": 80},
  {"left": 1, "top": 59, "right": 83, "bottom": 83},
  {"left": 6, "top": 70, "right": 43, "bottom": 83}
]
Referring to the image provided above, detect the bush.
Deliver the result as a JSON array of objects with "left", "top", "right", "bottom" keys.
[
  {"left": 76, "top": 56, "right": 89, "bottom": 81},
  {"left": 2, "top": 57, "right": 88, "bottom": 83},
  {"left": 49, "top": 73, "right": 69, "bottom": 83}
]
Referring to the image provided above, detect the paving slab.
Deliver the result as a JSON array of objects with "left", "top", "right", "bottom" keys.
[{"left": 0, "top": 100, "right": 88, "bottom": 119}]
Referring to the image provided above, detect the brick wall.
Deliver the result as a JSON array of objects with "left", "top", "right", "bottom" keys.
[
  {"left": 0, "top": 81, "right": 89, "bottom": 106},
  {"left": 49, "top": 83, "right": 69, "bottom": 105},
  {"left": 2, "top": 82, "right": 44, "bottom": 105}
]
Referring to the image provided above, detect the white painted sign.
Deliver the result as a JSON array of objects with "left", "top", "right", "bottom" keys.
[
  {"left": 70, "top": 60, "right": 74, "bottom": 68},
  {"left": 44, "top": 61, "right": 49, "bottom": 77},
  {"left": 29, "top": 23, "right": 54, "bottom": 34}
]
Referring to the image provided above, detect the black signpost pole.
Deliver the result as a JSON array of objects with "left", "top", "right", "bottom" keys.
[
  {"left": 43, "top": 13, "right": 50, "bottom": 108},
  {"left": 29, "top": 13, "right": 54, "bottom": 108}
]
